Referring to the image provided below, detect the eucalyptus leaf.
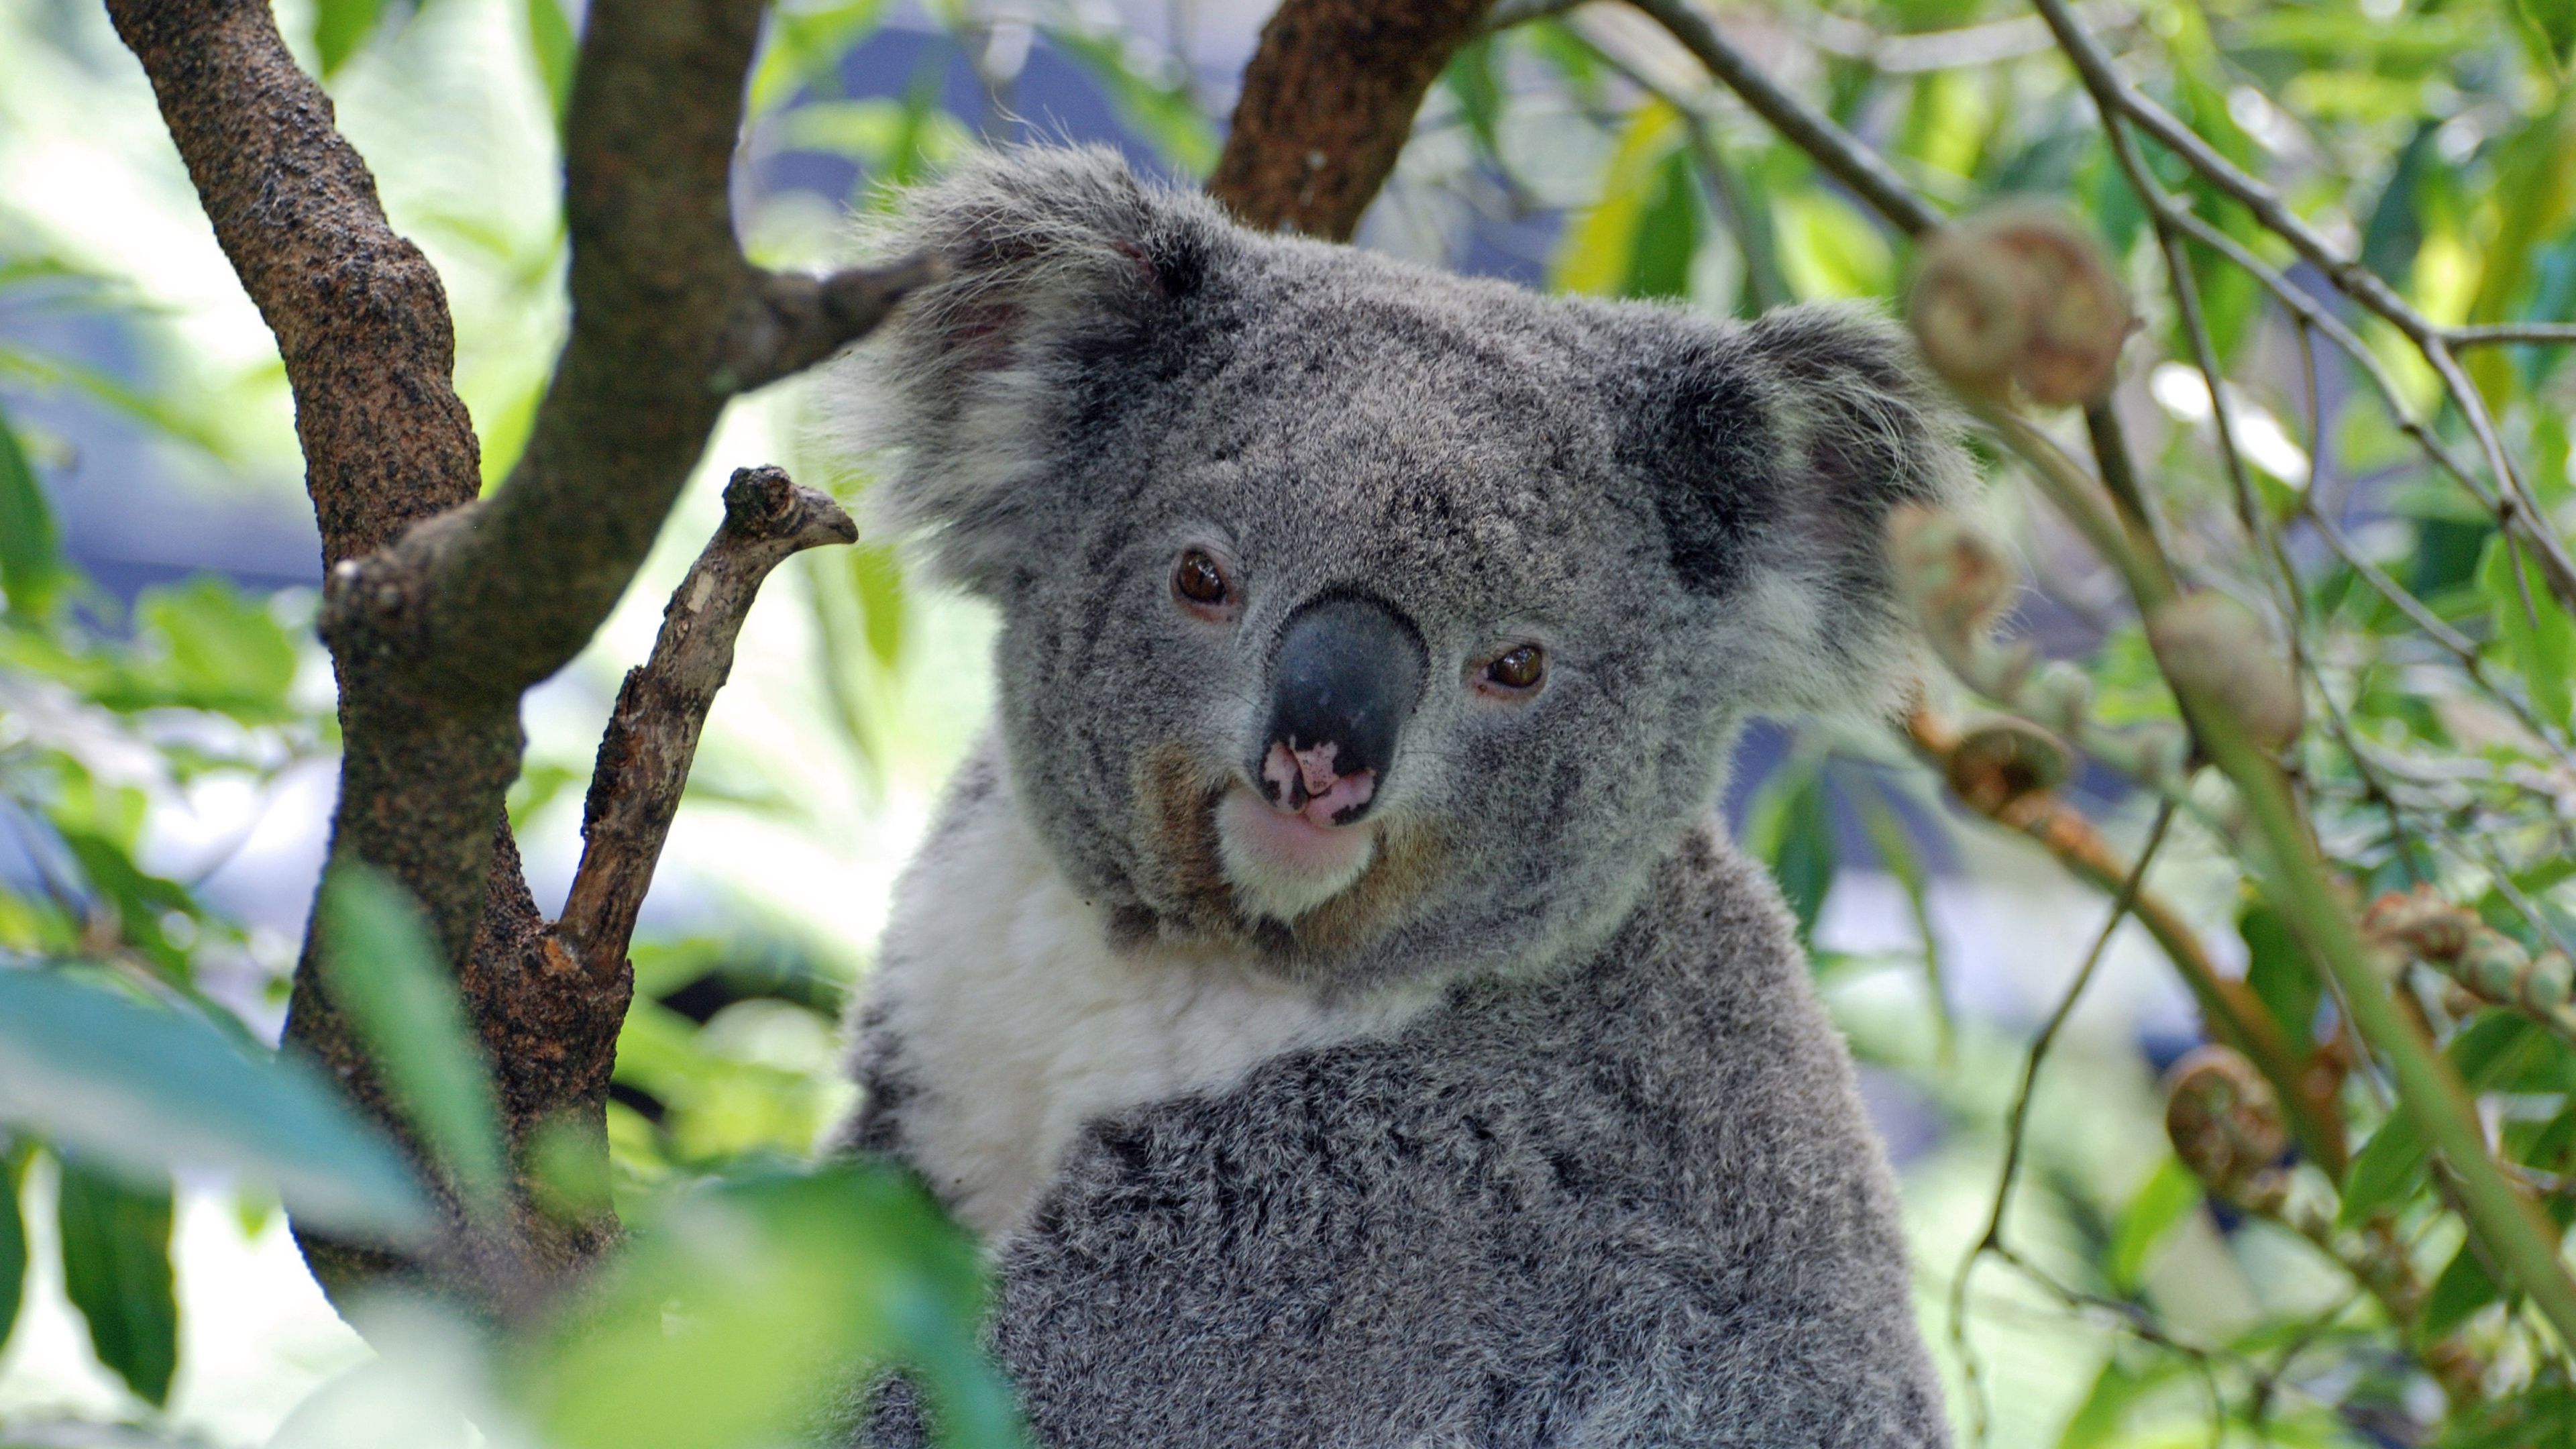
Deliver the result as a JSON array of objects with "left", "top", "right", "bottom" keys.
[
  {"left": 0, "top": 1145, "right": 25, "bottom": 1358},
  {"left": 2105, "top": 1157, "right": 2203, "bottom": 1294},
  {"left": 1623, "top": 149, "right": 1700, "bottom": 301},
  {"left": 2479, "top": 535, "right": 2575, "bottom": 727},
  {"left": 56, "top": 1159, "right": 178, "bottom": 1407},
  {"left": 313, "top": 0, "right": 389, "bottom": 76},
  {"left": 0, "top": 967, "right": 429, "bottom": 1239},
  {"left": 2339, "top": 1013, "right": 2547, "bottom": 1228},
  {"left": 525, "top": 0, "right": 578, "bottom": 124},
  {"left": 1746, "top": 759, "right": 1837, "bottom": 948},
  {"left": 2240, "top": 902, "right": 2320, "bottom": 1053},
  {"left": 319, "top": 866, "right": 508, "bottom": 1215},
  {"left": 0, "top": 395, "right": 62, "bottom": 619},
  {"left": 524, "top": 1163, "right": 1023, "bottom": 1449}
]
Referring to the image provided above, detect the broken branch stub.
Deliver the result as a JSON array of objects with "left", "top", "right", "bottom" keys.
[{"left": 557, "top": 468, "right": 858, "bottom": 975}]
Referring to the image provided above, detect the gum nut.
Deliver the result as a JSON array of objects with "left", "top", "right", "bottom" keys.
[
  {"left": 1911, "top": 227, "right": 2027, "bottom": 396},
  {"left": 2147, "top": 593, "right": 2304, "bottom": 749}
]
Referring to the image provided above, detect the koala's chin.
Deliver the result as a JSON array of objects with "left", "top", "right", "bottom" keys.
[{"left": 1211, "top": 784, "right": 1379, "bottom": 923}]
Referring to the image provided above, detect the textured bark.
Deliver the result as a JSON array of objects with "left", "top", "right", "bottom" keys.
[
  {"left": 1208, "top": 0, "right": 1495, "bottom": 239},
  {"left": 104, "top": 0, "right": 482, "bottom": 564},
  {"left": 109, "top": 0, "right": 914, "bottom": 1312},
  {"left": 559, "top": 468, "right": 857, "bottom": 971}
]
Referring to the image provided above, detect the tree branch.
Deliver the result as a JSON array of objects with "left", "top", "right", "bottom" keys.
[
  {"left": 113, "top": 0, "right": 918, "bottom": 1309},
  {"left": 324, "top": 1, "right": 926, "bottom": 711},
  {"left": 2026, "top": 0, "right": 2576, "bottom": 614},
  {"left": 1208, "top": 0, "right": 1497, "bottom": 239},
  {"left": 557, "top": 468, "right": 856, "bottom": 973},
  {"left": 103, "top": 0, "right": 481, "bottom": 566},
  {"left": 1904, "top": 710, "right": 2345, "bottom": 1173},
  {"left": 1621, "top": 0, "right": 1942, "bottom": 239},
  {"left": 2449, "top": 321, "right": 2576, "bottom": 349}
]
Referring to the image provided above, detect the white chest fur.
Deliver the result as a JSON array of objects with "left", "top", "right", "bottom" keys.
[{"left": 859, "top": 773, "right": 1438, "bottom": 1240}]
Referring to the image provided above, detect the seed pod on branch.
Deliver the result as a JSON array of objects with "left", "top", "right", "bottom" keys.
[
  {"left": 1886, "top": 502, "right": 2014, "bottom": 647},
  {"left": 2360, "top": 883, "right": 2473, "bottom": 961},
  {"left": 2165, "top": 1044, "right": 2290, "bottom": 1205},
  {"left": 1944, "top": 718, "right": 2073, "bottom": 815},
  {"left": 2146, "top": 592, "right": 2304, "bottom": 750},
  {"left": 1910, "top": 207, "right": 2131, "bottom": 407},
  {"left": 2366, "top": 886, "right": 2576, "bottom": 1028}
]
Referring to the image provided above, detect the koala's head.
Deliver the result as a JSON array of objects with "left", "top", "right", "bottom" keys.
[{"left": 844, "top": 146, "right": 1970, "bottom": 989}]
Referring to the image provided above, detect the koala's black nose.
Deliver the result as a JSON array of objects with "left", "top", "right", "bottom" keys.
[{"left": 1258, "top": 593, "right": 1426, "bottom": 826}]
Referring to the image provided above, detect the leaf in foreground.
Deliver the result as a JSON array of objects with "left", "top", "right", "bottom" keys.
[
  {"left": 0, "top": 968, "right": 429, "bottom": 1238},
  {"left": 56, "top": 1159, "right": 178, "bottom": 1407},
  {"left": 319, "top": 865, "right": 508, "bottom": 1216},
  {"left": 525, "top": 1163, "right": 1025, "bottom": 1449}
]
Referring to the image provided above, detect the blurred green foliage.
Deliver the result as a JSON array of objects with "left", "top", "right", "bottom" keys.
[{"left": 3, "top": 0, "right": 2576, "bottom": 1445}]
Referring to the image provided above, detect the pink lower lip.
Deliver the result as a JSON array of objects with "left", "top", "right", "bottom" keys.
[{"left": 1217, "top": 787, "right": 1375, "bottom": 879}]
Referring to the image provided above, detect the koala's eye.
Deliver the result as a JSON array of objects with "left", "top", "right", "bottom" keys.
[
  {"left": 1483, "top": 644, "right": 1546, "bottom": 694},
  {"left": 1173, "top": 549, "right": 1232, "bottom": 614}
]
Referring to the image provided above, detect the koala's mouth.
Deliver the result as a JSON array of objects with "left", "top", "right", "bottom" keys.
[
  {"left": 1215, "top": 782, "right": 1378, "bottom": 922},
  {"left": 1132, "top": 743, "right": 1447, "bottom": 966}
]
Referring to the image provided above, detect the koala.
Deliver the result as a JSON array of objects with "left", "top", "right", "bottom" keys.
[{"left": 825, "top": 145, "right": 1969, "bottom": 1448}]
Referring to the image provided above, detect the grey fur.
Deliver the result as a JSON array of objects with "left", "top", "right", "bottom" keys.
[{"left": 828, "top": 146, "right": 1966, "bottom": 1446}]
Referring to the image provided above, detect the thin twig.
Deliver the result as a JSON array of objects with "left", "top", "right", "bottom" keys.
[
  {"left": 2027, "top": 0, "right": 2576, "bottom": 615},
  {"left": 1563, "top": 26, "right": 1790, "bottom": 309},
  {"left": 1949, "top": 799, "right": 2178, "bottom": 1446},
  {"left": 1622, "top": 0, "right": 1943, "bottom": 238},
  {"left": 2449, "top": 322, "right": 2576, "bottom": 349}
]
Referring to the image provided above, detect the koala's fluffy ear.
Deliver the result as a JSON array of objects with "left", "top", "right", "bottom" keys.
[
  {"left": 841, "top": 146, "right": 1224, "bottom": 592},
  {"left": 1625, "top": 303, "right": 1975, "bottom": 718}
]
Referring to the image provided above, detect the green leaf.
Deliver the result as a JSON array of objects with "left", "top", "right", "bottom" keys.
[
  {"left": 507, "top": 761, "right": 582, "bottom": 831},
  {"left": 1442, "top": 35, "right": 1504, "bottom": 163},
  {"left": 1623, "top": 149, "right": 1701, "bottom": 301},
  {"left": 138, "top": 577, "right": 300, "bottom": 716},
  {"left": 1554, "top": 101, "right": 1684, "bottom": 297},
  {"left": 2241, "top": 901, "right": 2321, "bottom": 1052},
  {"left": 0, "top": 1146, "right": 25, "bottom": 1358},
  {"left": 747, "top": 0, "right": 889, "bottom": 117},
  {"left": 1770, "top": 189, "right": 1894, "bottom": 301},
  {"left": 1746, "top": 757, "right": 1837, "bottom": 947},
  {"left": 2339, "top": 1012, "right": 2546, "bottom": 1228},
  {"left": 313, "top": 0, "right": 388, "bottom": 76},
  {"left": 54, "top": 829, "right": 197, "bottom": 974},
  {"left": 0, "top": 968, "right": 429, "bottom": 1238},
  {"left": 318, "top": 867, "right": 507, "bottom": 1214},
  {"left": 2105, "top": 1156, "right": 2204, "bottom": 1294},
  {"left": 2360, "top": 123, "right": 2435, "bottom": 290},
  {"left": 0, "top": 344, "right": 234, "bottom": 459},
  {"left": 525, "top": 0, "right": 578, "bottom": 124},
  {"left": 2055, "top": 1351, "right": 2166, "bottom": 1449},
  {"left": 56, "top": 1159, "right": 178, "bottom": 1407},
  {"left": 853, "top": 542, "right": 907, "bottom": 671},
  {"left": 2479, "top": 533, "right": 2576, "bottom": 728},
  {"left": 2423, "top": 1232, "right": 2503, "bottom": 1337},
  {"left": 2435, "top": 1378, "right": 2576, "bottom": 1448},
  {"left": 2520, "top": 0, "right": 2576, "bottom": 68},
  {"left": 0, "top": 395, "right": 63, "bottom": 619},
  {"left": 523, "top": 1162, "right": 1025, "bottom": 1449}
]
